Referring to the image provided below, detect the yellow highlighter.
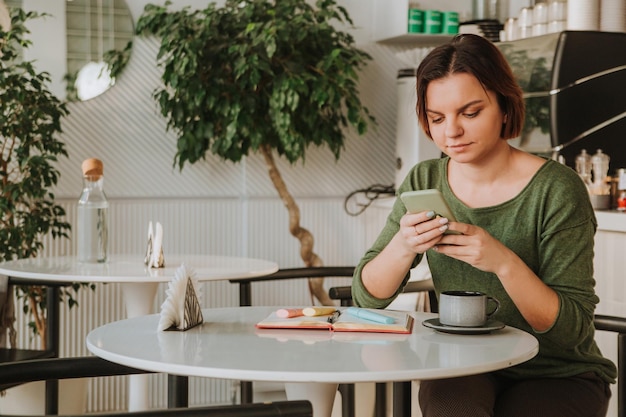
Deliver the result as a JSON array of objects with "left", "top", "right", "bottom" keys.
[{"left": 302, "top": 307, "right": 337, "bottom": 317}]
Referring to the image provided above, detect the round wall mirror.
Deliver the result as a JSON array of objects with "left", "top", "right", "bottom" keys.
[
  {"left": 3, "top": 0, "right": 133, "bottom": 101},
  {"left": 65, "top": 0, "right": 134, "bottom": 101}
]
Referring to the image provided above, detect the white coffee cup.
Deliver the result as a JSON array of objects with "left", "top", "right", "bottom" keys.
[{"left": 439, "top": 291, "right": 500, "bottom": 327}]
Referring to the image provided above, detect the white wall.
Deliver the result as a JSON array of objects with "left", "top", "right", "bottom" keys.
[{"left": 22, "top": 0, "right": 66, "bottom": 97}]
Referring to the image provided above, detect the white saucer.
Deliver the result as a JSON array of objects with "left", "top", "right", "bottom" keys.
[{"left": 422, "top": 318, "right": 505, "bottom": 335}]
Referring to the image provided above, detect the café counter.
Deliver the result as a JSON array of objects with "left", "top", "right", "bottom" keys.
[{"left": 593, "top": 210, "right": 626, "bottom": 317}]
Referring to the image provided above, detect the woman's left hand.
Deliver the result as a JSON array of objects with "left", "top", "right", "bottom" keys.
[
  {"left": 434, "top": 222, "right": 513, "bottom": 275},
  {"left": 438, "top": 222, "right": 560, "bottom": 331}
]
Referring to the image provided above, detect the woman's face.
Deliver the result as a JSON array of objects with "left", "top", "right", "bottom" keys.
[{"left": 425, "top": 72, "right": 506, "bottom": 164}]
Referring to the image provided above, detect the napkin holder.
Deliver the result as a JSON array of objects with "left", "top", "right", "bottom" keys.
[
  {"left": 145, "top": 221, "right": 165, "bottom": 268},
  {"left": 158, "top": 264, "right": 203, "bottom": 331}
]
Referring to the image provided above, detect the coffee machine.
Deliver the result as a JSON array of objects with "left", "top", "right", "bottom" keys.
[{"left": 496, "top": 31, "right": 626, "bottom": 172}]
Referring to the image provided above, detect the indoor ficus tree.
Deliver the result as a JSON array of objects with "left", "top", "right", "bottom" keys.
[
  {"left": 0, "top": 6, "right": 86, "bottom": 347},
  {"left": 136, "top": 0, "right": 376, "bottom": 304}
]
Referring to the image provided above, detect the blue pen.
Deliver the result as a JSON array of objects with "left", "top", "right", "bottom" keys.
[{"left": 345, "top": 307, "right": 394, "bottom": 324}]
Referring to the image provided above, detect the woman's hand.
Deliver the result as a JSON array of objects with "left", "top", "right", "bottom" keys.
[
  {"left": 361, "top": 210, "right": 453, "bottom": 299},
  {"left": 434, "top": 222, "right": 513, "bottom": 275},
  {"left": 399, "top": 210, "right": 451, "bottom": 254},
  {"left": 436, "top": 222, "right": 559, "bottom": 331}
]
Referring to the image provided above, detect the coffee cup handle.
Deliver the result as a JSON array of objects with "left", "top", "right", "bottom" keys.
[{"left": 487, "top": 296, "right": 500, "bottom": 318}]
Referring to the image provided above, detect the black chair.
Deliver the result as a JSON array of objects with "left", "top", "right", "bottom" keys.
[
  {"left": 0, "top": 278, "right": 74, "bottom": 415},
  {"left": 0, "top": 278, "right": 70, "bottom": 365},
  {"left": 229, "top": 266, "right": 355, "bottom": 308},
  {"left": 229, "top": 266, "right": 355, "bottom": 416},
  {"left": 329, "top": 278, "right": 438, "bottom": 311},
  {"left": 329, "top": 281, "right": 626, "bottom": 417},
  {"left": 594, "top": 315, "right": 626, "bottom": 417},
  {"left": 0, "top": 356, "right": 313, "bottom": 417}
]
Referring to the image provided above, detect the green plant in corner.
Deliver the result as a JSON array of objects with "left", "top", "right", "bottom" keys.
[
  {"left": 136, "top": 0, "right": 375, "bottom": 304},
  {"left": 0, "top": 8, "right": 86, "bottom": 348}
]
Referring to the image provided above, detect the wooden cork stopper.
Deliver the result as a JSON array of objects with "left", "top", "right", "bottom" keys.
[{"left": 82, "top": 158, "right": 103, "bottom": 178}]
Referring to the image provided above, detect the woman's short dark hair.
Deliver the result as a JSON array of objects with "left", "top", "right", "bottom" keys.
[{"left": 415, "top": 34, "right": 525, "bottom": 140}]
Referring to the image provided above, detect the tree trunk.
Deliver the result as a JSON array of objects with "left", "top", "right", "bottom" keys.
[
  {"left": 28, "top": 290, "right": 46, "bottom": 350},
  {"left": 259, "top": 144, "right": 334, "bottom": 306}
]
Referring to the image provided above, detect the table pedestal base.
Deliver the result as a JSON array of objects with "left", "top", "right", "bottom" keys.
[
  {"left": 123, "top": 282, "right": 158, "bottom": 411},
  {"left": 285, "top": 382, "right": 338, "bottom": 417}
]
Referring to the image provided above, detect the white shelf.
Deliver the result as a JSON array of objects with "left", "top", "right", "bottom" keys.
[
  {"left": 373, "top": 0, "right": 462, "bottom": 46},
  {"left": 377, "top": 33, "right": 454, "bottom": 45}
]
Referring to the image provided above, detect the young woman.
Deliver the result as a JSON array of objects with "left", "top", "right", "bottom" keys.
[{"left": 352, "top": 34, "right": 616, "bottom": 416}]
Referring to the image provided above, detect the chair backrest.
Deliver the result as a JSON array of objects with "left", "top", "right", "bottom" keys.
[
  {"left": 328, "top": 278, "right": 437, "bottom": 310},
  {"left": 229, "top": 266, "right": 355, "bottom": 306},
  {"left": 0, "top": 356, "right": 313, "bottom": 417},
  {"left": 0, "top": 402, "right": 313, "bottom": 417}
]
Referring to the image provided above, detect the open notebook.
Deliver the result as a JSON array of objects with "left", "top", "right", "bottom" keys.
[{"left": 256, "top": 308, "right": 414, "bottom": 334}]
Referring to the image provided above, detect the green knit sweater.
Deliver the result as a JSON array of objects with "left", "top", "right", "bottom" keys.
[{"left": 352, "top": 157, "right": 617, "bottom": 383}]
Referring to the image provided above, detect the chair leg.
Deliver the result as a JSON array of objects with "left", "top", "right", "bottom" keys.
[
  {"left": 392, "top": 381, "right": 411, "bottom": 417},
  {"left": 338, "top": 383, "right": 355, "bottom": 417},
  {"left": 374, "top": 383, "right": 386, "bottom": 417},
  {"left": 168, "top": 375, "right": 189, "bottom": 408},
  {"left": 45, "top": 285, "right": 60, "bottom": 415},
  {"left": 45, "top": 379, "right": 59, "bottom": 415},
  {"left": 240, "top": 381, "right": 253, "bottom": 403}
]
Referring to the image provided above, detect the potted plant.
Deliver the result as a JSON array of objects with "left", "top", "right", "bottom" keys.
[
  {"left": 0, "top": 6, "right": 79, "bottom": 349},
  {"left": 136, "top": 0, "right": 375, "bottom": 304}
]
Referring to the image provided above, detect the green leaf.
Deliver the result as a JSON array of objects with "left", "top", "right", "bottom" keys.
[
  {"left": 1, "top": 8, "right": 74, "bottom": 339},
  {"left": 136, "top": 0, "right": 376, "bottom": 167}
]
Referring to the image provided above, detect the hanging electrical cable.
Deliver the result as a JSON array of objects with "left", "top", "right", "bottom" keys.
[{"left": 344, "top": 184, "right": 395, "bottom": 216}]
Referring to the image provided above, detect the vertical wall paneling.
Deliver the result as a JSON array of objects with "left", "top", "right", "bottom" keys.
[{"left": 12, "top": 197, "right": 371, "bottom": 411}]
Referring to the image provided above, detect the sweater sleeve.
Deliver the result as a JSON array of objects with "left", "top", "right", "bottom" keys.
[
  {"left": 352, "top": 194, "right": 424, "bottom": 308},
  {"left": 351, "top": 162, "right": 439, "bottom": 308},
  {"left": 530, "top": 167, "right": 599, "bottom": 347}
]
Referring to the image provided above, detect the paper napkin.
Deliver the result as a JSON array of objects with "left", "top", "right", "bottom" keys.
[
  {"left": 158, "top": 264, "right": 204, "bottom": 331},
  {"left": 145, "top": 221, "right": 165, "bottom": 268}
]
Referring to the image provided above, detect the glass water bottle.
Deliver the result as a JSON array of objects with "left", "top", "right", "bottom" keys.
[{"left": 77, "top": 158, "right": 109, "bottom": 263}]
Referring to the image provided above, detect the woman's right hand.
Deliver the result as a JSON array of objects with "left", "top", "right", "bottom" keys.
[
  {"left": 399, "top": 210, "right": 451, "bottom": 254},
  {"left": 361, "top": 210, "right": 454, "bottom": 299}
]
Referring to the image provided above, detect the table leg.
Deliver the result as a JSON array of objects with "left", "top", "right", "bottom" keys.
[
  {"left": 285, "top": 382, "right": 338, "bottom": 417},
  {"left": 121, "top": 282, "right": 159, "bottom": 411},
  {"left": 392, "top": 381, "right": 411, "bottom": 417},
  {"left": 240, "top": 381, "right": 253, "bottom": 403},
  {"left": 167, "top": 375, "right": 188, "bottom": 408}
]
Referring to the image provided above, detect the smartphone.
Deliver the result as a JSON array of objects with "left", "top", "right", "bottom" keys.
[{"left": 400, "top": 189, "right": 459, "bottom": 234}]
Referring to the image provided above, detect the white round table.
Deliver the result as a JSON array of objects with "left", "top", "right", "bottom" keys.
[
  {"left": 0, "top": 255, "right": 278, "bottom": 410},
  {"left": 87, "top": 306, "right": 539, "bottom": 417},
  {"left": 0, "top": 255, "right": 278, "bottom": 316}
]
